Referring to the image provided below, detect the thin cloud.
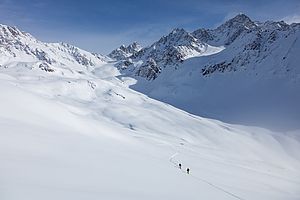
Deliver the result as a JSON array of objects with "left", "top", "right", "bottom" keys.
[{"left": 282, "top": 15, "right": 300, "bottom": 24}]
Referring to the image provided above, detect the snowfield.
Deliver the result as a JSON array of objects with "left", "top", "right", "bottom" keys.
[
  {"left": 1, "top": 16, "right": 300, "bottom": 200},
  {"left": 0, "top": 63, "right": 300, "bottom": 200}
]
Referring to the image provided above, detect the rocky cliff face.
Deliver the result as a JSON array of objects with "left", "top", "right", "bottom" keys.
[
  {"left": 108, "top": 42, "right": 142, "bottom": 60},
  {"left": 113, "top": 28, "right": 224, "bottom": 80},
  {"left": 110, "top": 14, "right": 300, "bottom": 81}
]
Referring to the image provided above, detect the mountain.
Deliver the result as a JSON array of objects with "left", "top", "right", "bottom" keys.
[
  {"left": 1, "top": 14, "right": 300, "bottom": 129},
  {"left": 115, "top": 28, "right": 224, "bottom": 80},
  {"left": 193, "top": 13, "right": 257, "bottom": 46},
  {"left": 108, "top": 42, "right": 142, "bottom": 60},
  {"left": 193, "top": 14, "right": 299, "bottom": 77},
  {"left": 110, "top": 14, "right": 300, "bottom": 130},
  {"left": 0, "top": 24, "right": 109, "bottom": 76},
  {"left": 113, "top": 14, "right": 299, "bottom": 80},
  {"left": 0, "top": 19, "right": 300, "bottom": 200}
]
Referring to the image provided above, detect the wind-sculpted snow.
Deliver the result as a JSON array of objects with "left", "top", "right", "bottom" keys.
[{"left": 0, "top": 69, "right": 300, "bottom": 200}]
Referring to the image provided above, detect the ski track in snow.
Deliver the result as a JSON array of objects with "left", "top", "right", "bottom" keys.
[{"left": 169, "top": 152, "right": 246, "bottom": 200}]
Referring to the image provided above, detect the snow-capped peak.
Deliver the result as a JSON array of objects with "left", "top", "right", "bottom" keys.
[
  {"left": 170, "top": 28, "right": 186, "bottom": 35},
  {"left": 127, "top": 41, "right": 142, "bottom": 52},
  {"left": 113, "top": 13, "right": 300, "bottom": 83},
  {"left": 0, "top": 24, "right": 108, "bottom": 77},
  {"left": 0, "top": 24, "right": 32, "bottom": 39},
  {"left": 108, "top": 42, "right": 142, "bottom": 60},
  {"left": 220, "top": 13, "right": 255, "bottom": 29},
  {"left": 159, "top": 28, "right": 197, "bottom": 46},
  {"left": 115, "top": 27, "right": 223, "bottom": 80},
  {"left": 1, "top": 16, "right": 300, "bottom": 200},
  {"left": 0, "top": 24, "right": 38, "bottom": 45},
  {"left": 112, "top": 14, "right": 300, "bottom": 131},
  {"left": 209, "top": 14, "right": 256, "bottom": 45}
]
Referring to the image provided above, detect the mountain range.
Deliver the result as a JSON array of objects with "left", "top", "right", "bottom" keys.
[
  {"left": 108, "top": 14, "right": 300, "bottom": 130},
  {"left": 1, "top": 14, "right": 300, "bottom": 200},
  {"left": 1, "top": 14, "right": 299, "bottom": 129}
]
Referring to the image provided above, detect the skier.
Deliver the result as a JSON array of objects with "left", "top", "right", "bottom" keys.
[
  {"left": 187, "top": 168, "right": 190, "bottom": 174},
  {"left": 179, "top": 163, "right": 182, "bottom": 169}
]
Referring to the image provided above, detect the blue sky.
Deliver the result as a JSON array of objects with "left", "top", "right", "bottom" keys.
[{"left": 0, "top": 0, "right": 299, "bottom": 54}]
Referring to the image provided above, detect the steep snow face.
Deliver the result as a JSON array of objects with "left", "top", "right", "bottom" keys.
[
  {"left": 109, "top": 14, "right": 300, "bottom": 130},
  {"left": 0, "top": 24, "right": 109, "bottom": 77},
  {"left": 108, "top": 42, "right": 142, "bottom": 60}
]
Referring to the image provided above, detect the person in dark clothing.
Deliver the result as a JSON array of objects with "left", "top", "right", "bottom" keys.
[
  {"left": 179, "top": 163, "right": 182, "bottom": 169},
  {"left": 187, "top": 168, "right": 190, "bottom": 174}
]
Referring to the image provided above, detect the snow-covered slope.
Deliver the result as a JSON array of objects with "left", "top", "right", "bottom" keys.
[
  {"left": 1, "top": 67, "right": 300, "bottom": 200},
  {"left": 0, "top": 24, "right": 110, "bottom": 77},
  {"left": 0, "top": 20, "right": 300, "bottom": 200},
  {"left": 111, "top": 14, "right": 300, "bottom": 130}
]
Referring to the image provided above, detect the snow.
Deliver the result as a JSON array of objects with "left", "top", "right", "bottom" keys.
[
  {"left": 108, "top": 42, "right": 142, "bottom": 60},
  {"left": 0, "top": 67, "right": 300, "bottom": 200},
  {"left": 0, "top": 16, "right": 300, "bottom": 200},
  {"left": 119, "top": 15, "right": 300, "bottom": 130}
]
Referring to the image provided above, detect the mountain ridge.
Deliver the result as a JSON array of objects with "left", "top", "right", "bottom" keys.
[
  {"left": 0, "top": 24, "right": 110, "bottom": 76},
  {"left": 0, "top": 14, "right": 300, "bottom": 129},
  {"left": 110, "top": 14, "right": 300, "bottom": 81},
  {"left": 107, "top": 14, "right": 300, "bottom": 130}
]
